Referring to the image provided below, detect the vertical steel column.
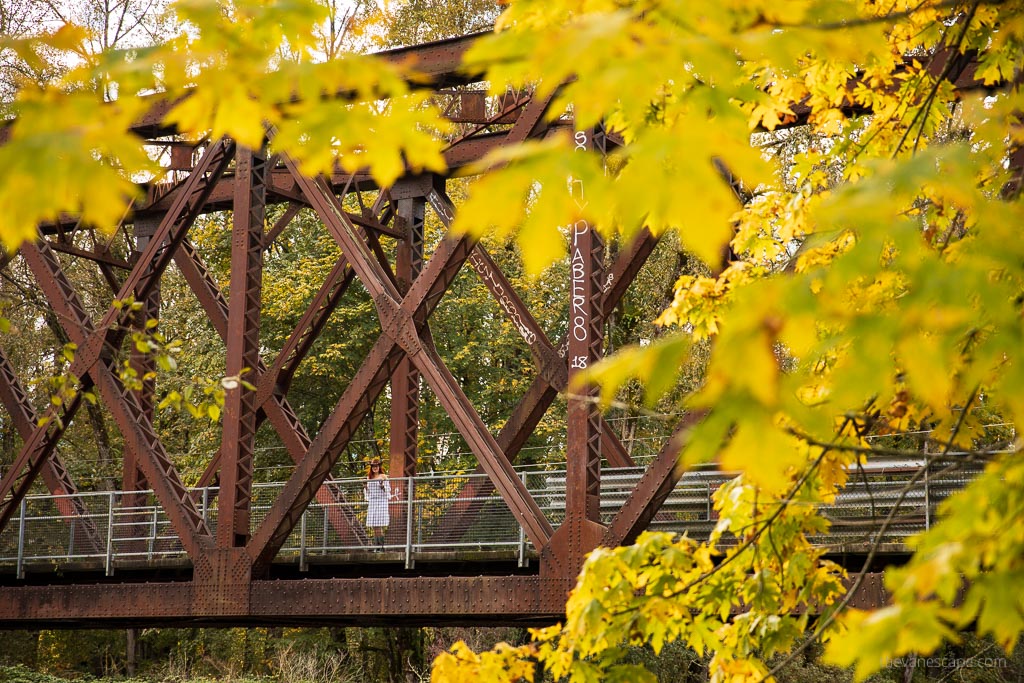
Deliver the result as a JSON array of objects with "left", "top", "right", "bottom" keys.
[
  {"left": 568, "top": 131, "right": 604, "bottom": 516},
  {"left": 546, "top": 128, "right": 606, "bottom": 574},
  {"left": 124, "top": 217, "right": 159, "bottom": 500},
  {"left": 566, "top": 208, "right": 604, "bottom": 524},
  {"left": 389, "top": 194, "right": 424, "bottom": 539},
  {"left": 389, "top": 196, "right": 425, "bottom": 481},
  {"left": 218, "top": 146, "right": 267, "bottom": 548}
]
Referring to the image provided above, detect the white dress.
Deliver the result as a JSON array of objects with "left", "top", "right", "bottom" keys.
[{"left": 365, "top": 477, "right": 391, "bottom": 527}]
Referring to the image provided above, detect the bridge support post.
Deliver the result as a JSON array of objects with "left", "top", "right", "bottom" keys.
[
  {"left": 390, "top": 178, "right": 430, "bottom": 538},
  {"left": 193, "top": 548, "right": 252, "bottom": 617},
  {"left": 544, "top": 127, "right": 606, "bottom": 577},
  {"left": 123, "top": 216, "right": 160, "bottom": 504},
  {"left": 219, "top": 145, "right": 267, "bottom": 549}
]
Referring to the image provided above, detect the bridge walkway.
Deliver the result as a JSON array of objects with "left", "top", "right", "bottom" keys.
[{"left": 0, "top": 457, "right": 977, "bottom": 580}]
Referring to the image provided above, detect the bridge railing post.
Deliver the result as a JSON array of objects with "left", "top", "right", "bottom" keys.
[
  {"left": 299, "top": 508, "right": 308, "bottom": 572},
  {"left": 405, "top": 477, "right": 415, "bottom": 569},
  {"left": 148, "top": 507, "right": 158, "bottom": 560},
  {"left": 924, "top": 461, "right": 931, "bottom": 531},
  {"left": 706, "top": 482, "right": 711, "bottom": 521},
  {"left": 68, "top": 512, "right": 76, "bottom": 559},
  {"left": 322, "top": 505, "right": 329, "bottom": 555},
  {"left": 518, "top": 472, "right": 527, "bottom": 567},
  {"left": 105, "top": 491, "right": 115, "bottom": 577},
  {"left": 16, "top": 498, "right": 27, "bottom": 580}
]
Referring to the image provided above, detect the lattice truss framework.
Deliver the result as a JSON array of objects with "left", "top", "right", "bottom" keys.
[
  {"left": 0, "top": 31, "right": 994, "bottom": 625},
  {"left": 0, "top": 34, "right": 695, "bottom": 624}
]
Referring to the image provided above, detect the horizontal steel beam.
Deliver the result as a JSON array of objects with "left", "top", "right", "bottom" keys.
[
  {"left": 0, "top": 572, "right": 889, "bottom": 628},
  {"left": 0, "top": 575, "right": 572, "bottom": 627}
]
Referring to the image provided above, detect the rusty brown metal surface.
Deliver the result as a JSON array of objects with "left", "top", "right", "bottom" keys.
[
  {"left": 173, "top": 239, "right": 366, "bottom": 546},
  {"left": 601, "top": 413, "right": 704, "bottom": 547},
  {"left": 545, "top": 128, "right": 606, "bottom": 575},
  {"left": 19, "top": 240, "right": 214, "bottom": 559},
  {"left": 246, "top": 160, "right": 555, "bottom": 569},
  {"left": 0, "top": 141, "right": 234, "bottom": 558},
  {"left": 45, "top": 239, "right": 133, "bottom": 270},
  {"left": 389, "top": 193, "right": 425, "bottom": 483},
  {"left": 218, "top": 146, "right": 268, "bottom": 548},
  {"left": 0, "top": 575, "right": 575, "bottom": 626},
  {"left": 0, "top": 572, "right": 892, "bottom": 627}
]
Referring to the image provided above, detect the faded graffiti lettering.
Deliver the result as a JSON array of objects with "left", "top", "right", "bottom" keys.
[{"left": 469, "top": 250, "right": 538, "bottom": 346}]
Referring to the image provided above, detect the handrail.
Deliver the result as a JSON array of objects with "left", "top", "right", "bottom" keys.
[{"left": 0, "top": 458, "right": 982, "bottom": 575}]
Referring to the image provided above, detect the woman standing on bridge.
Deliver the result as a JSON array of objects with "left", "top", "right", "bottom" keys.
[{"left": 365, "top": 458, "right": 391, "bottom": 550}]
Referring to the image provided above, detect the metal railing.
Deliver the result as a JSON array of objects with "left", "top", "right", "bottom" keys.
[{"left": 0, "top": 457, "right": 983, "bottom": 576}]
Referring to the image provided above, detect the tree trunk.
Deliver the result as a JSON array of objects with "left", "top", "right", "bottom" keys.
[{"left": 125, "top": 628, "right": 137, "bottom": 677}]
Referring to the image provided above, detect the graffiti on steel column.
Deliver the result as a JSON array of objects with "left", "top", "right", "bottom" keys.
[
  {"left": 427, "top": 191, "right": 454, "bottom": 225},
  {"left": 468, "top": 250, "right": 538, "bottom": 346},
  {"left": 568, "top": 129, "right": 591, "bottom": 372},
  {"left": 569, "top": 221, "right": 589, "bottom": 370}
]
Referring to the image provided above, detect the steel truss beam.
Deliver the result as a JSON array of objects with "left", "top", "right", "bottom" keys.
[
  {"left": 0, "top": 78, "right": 715, "bottom": 625},
  {"left": 0, "top": 140, "right": 234, "bottom": 559},
  {"left": 0, "top": 573, "right": 890, "bottom": 627},
  {"left": 602, "top": 411, "right": 705, "bottom": 547},
  {"left": 554, "top": 158, "right": 605, "bottom": 568},
  {"left": 430, "top": 190, "right": 635, "bottom": 468},
  {"left": 0, "top": 348, "right": 104, "bottom": 554},
  {"left": 389, "top": 194, "right": 424, "bottom": 483},
  {"left": 241, "top": 95, "right": 573, "bottom": 571},
  {"left": 173, "top": 239, "right": 366, "bottom": 546},
  {"left": 246, "top": 158, "right": 554, "bottom": 573},
  {"left": 0, "top": 576, "right": 575, "bottom": 626},
  {"left": 218, "top": 146, "right": 268, "bottom": 547},
  {"left": 428, "top": 228, "right": 662, "bottom": 544}
]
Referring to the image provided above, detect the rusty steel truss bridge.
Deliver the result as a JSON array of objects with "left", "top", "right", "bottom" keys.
[{"left": 0, "top": 32, "right": 998, "bottom": 628}]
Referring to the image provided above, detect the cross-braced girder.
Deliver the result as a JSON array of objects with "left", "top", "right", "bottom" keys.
[{"left": 0, "top": 32, "right": 871, "bottom": 626}]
